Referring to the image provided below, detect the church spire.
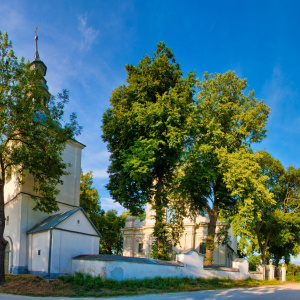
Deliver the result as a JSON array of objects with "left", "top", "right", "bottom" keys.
[
  {"left": 34, "top": 27, "right": 40, "bottom": 60},
  {"left": 30, "top": 28, "right": 48, "bottom": 90}
]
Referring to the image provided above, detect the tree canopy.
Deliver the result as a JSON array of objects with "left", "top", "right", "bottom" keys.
[
  {"left": 177, "top": 71, "right": 269, "bottom": 265},
  {"left": 102, "top": 42, "right": 195, "bottom": 259},
  {"left": 0, "top": 31, "right": 80, "bottom": 283},
  {"left": 224, "top": 150, "right": 300, "bottom": 264}
]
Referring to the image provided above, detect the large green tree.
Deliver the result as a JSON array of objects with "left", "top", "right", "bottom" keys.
[
  {"left": 0, "top": 32, "right": 80, "bottom": 283},
  {"left": 102, "top": 42, "right": 195, "bottom": 259},
  {"left": 178, "top": 71, "right": 269, "bottom": 265},
  {"left": 224, "top": 151, "right": 300, "bottom": 265}
]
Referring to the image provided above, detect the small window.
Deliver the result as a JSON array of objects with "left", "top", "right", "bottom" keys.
[
  {"left": 38, "top": 250, "right": 41, "bottom": 255},
  {"left": 138, "top": 243, "right": 143, "bottom": 253},
  {"left": 166, "top": 207, "right": 175, "bottom": 223},
  {"left": 77, "top": 220, "right": 80, "bottom": 224},
  {"left": 199, "top": 243, "right": 206, "bottom": 255},
  {"left": 6, "top": 216, "right": 9, "bottom": 226}
]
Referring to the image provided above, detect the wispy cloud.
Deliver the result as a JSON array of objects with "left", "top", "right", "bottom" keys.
[
  {"left": 78, "top": 14, "right": 99, "bottom": 50},
  {"left": 261, "top": 65, "right": 295, "bottom": 125},
  {"left": 101, "top": 197, "right": 126, "bottom": 214},
  {"left": 92, "top": 168, "right": 109, "bottom": 179},
  {"left": 0, "top": 1, "right": 26, "bottom": 32},
  {"left": 81, "top": 150, "right": 110, "bottom": 180}
]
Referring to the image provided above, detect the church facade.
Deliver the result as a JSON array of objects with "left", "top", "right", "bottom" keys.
[
  {"left": 123, "top": 204, "right": 238, "bottom": 267},
  {"left": 3, "top": 34, "right": 100, "bottom": 277}
]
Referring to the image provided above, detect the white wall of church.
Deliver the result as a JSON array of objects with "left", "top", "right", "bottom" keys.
[
  {"left": 4, "top": 140, "right": 84, "bottom": 208},
  {"left": 4, "top": 195, "right": 22, "bottom": 271},
  {"left": 28, "top": 231, "right": 49, "bottom": 274},
  {"left": 4, "top": 195, "right": 62, "bottom": 272},
  {"left": 57, "top": 141, "right": 84, "bottom": 207},
  {"left": 51, "top": 230, "right": 99, "bottom": 275},
  {"left": 56, "top": 210, "right": 98, "bottom": 236},
  {"left": 27, "top": 228, "right": 99, "bottom": 276}
]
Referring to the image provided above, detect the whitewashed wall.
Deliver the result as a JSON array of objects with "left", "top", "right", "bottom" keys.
[
  {"left": 50, "top": 230, "right": 99, "bottom": 275},
  {"left": 72, "top": 259, "right": 184, "bottom": 281},
  {"left": 72, "top": 251, "right": 263, "bottom": 281},
  {"left": 28, "top": 231, "right": 50, "bottom": 274}
]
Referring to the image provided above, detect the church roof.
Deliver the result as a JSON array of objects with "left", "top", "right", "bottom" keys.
[{"left": 27, "top": 207, "right": 101, "bottom": 237}]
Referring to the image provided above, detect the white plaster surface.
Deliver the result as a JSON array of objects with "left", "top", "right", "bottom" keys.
[
  {"left": 72, "top": 251, "right": 266, "bottom": 281},
  {"left": 56, "top": 210, "right": 98, "bottom": 236}
]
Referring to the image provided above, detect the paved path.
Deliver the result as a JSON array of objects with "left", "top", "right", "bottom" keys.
[{"left": 0, "top": 283, "right": 299, "bottom": 300}]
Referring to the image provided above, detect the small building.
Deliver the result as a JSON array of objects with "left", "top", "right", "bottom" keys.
[
  {"left": 122, "top": 204, "right": 237, "bottom": 267},
  {"left": 27, "top": 207, "right": 100, "bottom": 277},
  {"left": 3, "top": 33, "right": 101, "bottom": 277}
]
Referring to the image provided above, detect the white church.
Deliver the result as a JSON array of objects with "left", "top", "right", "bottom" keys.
[
  {"left": 123, "top": 204, "right": 238, "bottom": 267},
  {"left": 3, "top": 34, "right": 100, "bottom": 277}
]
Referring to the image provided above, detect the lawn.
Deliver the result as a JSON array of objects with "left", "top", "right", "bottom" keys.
[{"left": 0, "top": 273, "right": 285, "bottom": 298}]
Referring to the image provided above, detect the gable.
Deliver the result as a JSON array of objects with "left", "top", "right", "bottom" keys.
[
  {"left": 56, "top": 210, "right": 99, "bottom": 237},
  {"left": 27, "top": 208, "right": 101, "bottom": 237}
]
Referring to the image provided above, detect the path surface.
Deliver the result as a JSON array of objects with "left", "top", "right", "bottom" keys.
[{"left": 0, "top": 283, "right": 299, "bottom": 300}]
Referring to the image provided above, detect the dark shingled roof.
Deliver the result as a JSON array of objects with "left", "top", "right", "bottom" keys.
[
  {"left": 27, "top": 207, "right": 101, "bottom": 237},
  {"left": 73, "top": 254, "right": 183, "bottom": 267}
]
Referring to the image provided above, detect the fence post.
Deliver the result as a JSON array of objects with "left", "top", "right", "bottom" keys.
[
  {"left": 266, "top": 262, "right": 275, "bottom": 280},
  {"left": 256, "top": 264, "right": 266, "bottom": 280},
  {"left": 279, "top": 264, "right": 286, "bottom": 282}
]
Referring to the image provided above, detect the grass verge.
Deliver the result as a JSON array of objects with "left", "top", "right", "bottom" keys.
[{"left": 0, "top": 273, "right": 284, "bottom": 298}]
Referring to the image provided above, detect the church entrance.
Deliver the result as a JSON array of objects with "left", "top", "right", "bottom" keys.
[{"left": 4, "top": 242, "right": 10, "bottom": 274}]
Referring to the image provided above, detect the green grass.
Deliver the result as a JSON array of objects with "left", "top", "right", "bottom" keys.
[
  {"left": 57, "top": 273, "right": 283, "bottom": 297},
  {"left": 0, "top": 273, "right": 284, "bottom": 298}
]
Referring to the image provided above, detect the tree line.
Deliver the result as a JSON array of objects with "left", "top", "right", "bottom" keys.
[
  {"left": 101, "top": 42, "right": 300, "bottom": 266},
  {"left": 79, "top": 171, "right": 127, "bottom": 255}
]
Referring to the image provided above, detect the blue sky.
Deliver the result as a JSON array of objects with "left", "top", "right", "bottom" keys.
[{"left": 1, "top": 0, "right": 300, "bottom": 262}]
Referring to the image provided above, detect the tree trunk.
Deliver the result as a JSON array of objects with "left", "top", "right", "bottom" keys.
[
  {"left": 152, "top": 175, "right": 169, "bottom": 260},
  {"left": 0, "top": 161, "right": 7, "bottom": 284},
  {"left": 275, "top": 249, "right": 281, "bottom": 267},
  {"left": 204, "top": 206, "right": 218, "bottom": 266},
  {"left": 256, "top": 225, "right": 272, "bottom": 265}
]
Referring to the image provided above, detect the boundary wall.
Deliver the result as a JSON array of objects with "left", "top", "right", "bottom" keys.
[{"left": 72, "top": 251, "right": 282, "bottom": 281}]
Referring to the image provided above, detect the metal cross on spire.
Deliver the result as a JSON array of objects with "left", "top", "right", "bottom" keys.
[{"left": 34, "top": 27, "right": 40, "bottom": 60}]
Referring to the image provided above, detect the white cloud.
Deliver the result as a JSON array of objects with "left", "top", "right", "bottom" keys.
[
  {"left": 78, "top": 14, "right": 99, "bottom": 50},
  {"left": 91, "top": 168, "right": 109, "bottom": 179},
  {"left": 81, "top": 150, "right": 110, "bottom": 180},
  {"left": 101, "top": 197, "right": 126, "bottom": 214}
]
